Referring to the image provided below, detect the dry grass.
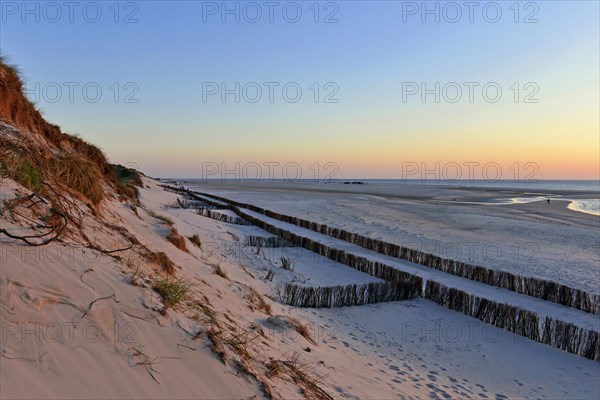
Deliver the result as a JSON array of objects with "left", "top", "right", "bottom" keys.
[
  {"left": 124, "top": 254, "right": 146, "bottom": 286},
  {"left": 148, "top": 210, "right": 174, "bottom": 225},
  {"left": 207, "top": 328, "right": 227, "bottom": 363},
  {"left": 266, "top": 352, "right": 333, "bottom": 400},
  {"left": 204, "top": 323, "right": 273, "bottom": 398},
  {"left": 188, "top": 234, "right": 201, "bottom": 248},
  {"left": 210, "top": 323, "right": 263, "bottom": 364},
  {"left": 167, "top": 226, "right": 188, "bottom": 253},
  {"left": 50, "top": 153, "right": 104, "bottom": 205},
  {"left": 189, "top": 298, "right": 218, "bottom": 326},
  {"left": 128, "top": 345, "right": 161, "bottom": 384},
  {"left": 224, "top": 326, "right": 260, "bottom": 361},
  {"left": 288, "top": 317, "right": 315, "bottom": 345},
  {"left": 148, "top": 251, "right": 175, "bottom": 275},
  {"left": 212, "top": 263, "right": 229, "bottom": 279},
  {"left": 246, "top": 286, "right": 272, "bottom": 315},
  {"left": 111, "top": 163, "right": 142, "bottom": 201},
  {"left": 67, "top": 134, "right": 108, "bottom": 169}
]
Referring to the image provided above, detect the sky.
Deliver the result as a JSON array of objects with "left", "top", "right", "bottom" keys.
[{"left": 0, "top": 0, "right": 598, "bottom": 180}]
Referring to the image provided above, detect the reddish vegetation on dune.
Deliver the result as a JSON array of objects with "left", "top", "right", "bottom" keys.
[{"left": 0, "top": 56, "right": 141, "bottom": 207}]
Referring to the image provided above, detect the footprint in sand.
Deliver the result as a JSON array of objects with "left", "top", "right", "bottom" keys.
[{"left": 425, "top": 384, "right": 452, "bottom": 399}]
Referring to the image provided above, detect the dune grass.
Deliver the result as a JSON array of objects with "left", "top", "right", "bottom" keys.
[
  {"left": 212, "top": 263, "right": 229, "bottom": 279},
  {"left": 148, "top": 210, "right": 174, "bottom": 225},
  {"left": 111, "top": 163, "right": 142, "bottom": 201},
  {"left": 0, "top": 150, "right": 42, "bottom": 192},
  {"left": 167, "top": 226, "right": 188, "bottom": 253},
  {"left": 246, "top": 286, "right": 272, "bottom": 315},
  {"left": 266, "top": 352, "right": 332, "bottom": 400},
  {"left": 148, "top": 251, "right": 176, "bottom": 275},
  {"left": 146, "top": 210, "right": 188, "bottom": 252},
  {"left": 51, "top": 153, "right": 104, "bottom": 205},
  {"left": 153, "top": 277, "right": 191, "bottom": 311},
  {"left": 0, "top": 140, "right": 105, "bottom": 206},
  {"left": 128, "top": 345, "right": 161, "bottom": 384},
  {"left": 188, "top": 234, "right": 201, "bottom": 248}
]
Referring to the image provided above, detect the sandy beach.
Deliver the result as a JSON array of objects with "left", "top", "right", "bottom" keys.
[
  {"left": 3, "top": 177, "right": 599, "bottom": 399},
  {"left": 183, "top": 180, "right": 600, "bottom": 294}
]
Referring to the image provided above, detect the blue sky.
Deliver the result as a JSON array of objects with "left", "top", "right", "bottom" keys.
[{"left": 1, "top": 1, "right": 598, "bottom": 178}]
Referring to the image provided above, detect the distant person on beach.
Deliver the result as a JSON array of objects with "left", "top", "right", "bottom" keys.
[{"left": 547, "top": 198, "right": 550, "bottom": 204}]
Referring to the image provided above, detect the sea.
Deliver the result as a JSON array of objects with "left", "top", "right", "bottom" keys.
[{"left": 170, "top": 179, "right": 600, "bottom": 216}]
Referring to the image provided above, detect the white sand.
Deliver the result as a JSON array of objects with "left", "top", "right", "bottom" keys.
[
  {"left": 2, "top": 177, "right": 599, "bottom": 399},
  {"left": 186, "top": 181, "right": 600, "bottom": 294}
]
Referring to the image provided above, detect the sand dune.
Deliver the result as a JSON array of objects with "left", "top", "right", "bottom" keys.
[{"left": 2, "top": 178, "right": 599, "bottom": 399}]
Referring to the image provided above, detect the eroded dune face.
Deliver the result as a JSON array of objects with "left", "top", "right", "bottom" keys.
[{"left": 0, "top": 174, "right": 317, "bottom": 399}]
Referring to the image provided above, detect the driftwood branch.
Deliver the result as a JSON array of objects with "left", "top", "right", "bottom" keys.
[{"left": 0, "top": 208, "right": 68, "bottom": 246}]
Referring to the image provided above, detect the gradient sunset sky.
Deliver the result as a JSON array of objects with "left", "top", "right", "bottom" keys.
[{"left": 1, "top": 1, "right": 598, "bottom": 179}]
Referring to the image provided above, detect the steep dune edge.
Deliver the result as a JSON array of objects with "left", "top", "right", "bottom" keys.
[
  {"left": 1, "top": 177, "right": 336, "bottom": 399},
  {"left": 0, "top": 59, "right": 336, "bottom": 399},
  {"left": 0, "top": 184, "right": 258, "bottom": 399}
]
